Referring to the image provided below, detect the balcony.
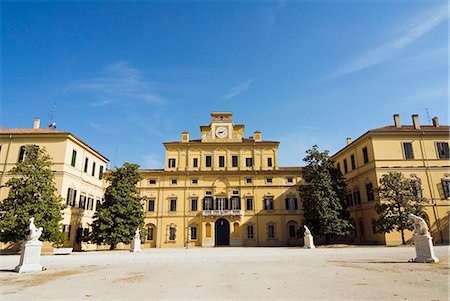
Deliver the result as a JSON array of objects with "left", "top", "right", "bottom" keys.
[{"left": 202, "top": 209, "right": 242, "bottom": 217}]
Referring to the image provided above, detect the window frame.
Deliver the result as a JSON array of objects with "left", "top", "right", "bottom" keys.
[
  {"left": 169, "top": 199, "right": 177, "bottom": 212},
  {"left": 232, "top": 155, "right": 238, "bottom": 167},
  {"left": 436, "top": 142, "right": 450, "bottom": 159},
  {"left": 402, "top": 142, "right": 415, "bottom": 160},
  {"left": 219, "top": 155, "right": 225, "bottom": 168},
  {"left": 71, "top": 150, "right": 77, "bottom": 167},
  {"left": 245, "top": 157, "right": 253, "bottom": 167},
  {"left": 362, "top": 147, "right": 369, "bottom": 164},
  {"left": 205, "top": 155, "right": 212, "bottom": 168}
]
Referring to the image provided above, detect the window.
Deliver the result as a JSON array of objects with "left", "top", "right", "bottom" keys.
[
  {"left": 148, "top": 199, "right": 155, "bottom": 212},
  {"left": 343, "top": 159, "right": 348, "bottom": 174},
  {"left": 191, "top": 198, "right": 198, "bottom": 211},
  {"left": 366, "top": 183, "right": 374, "bottom": 201},
  {"left": 171, "top": 179, "right": 177, "bottom": 185},
  {"left": 246, "top": 158, "right": 253, "bottom": 167},
  {"left": 205, "top": 155, "right": 212, "bottom": 167},
  {"left": 79, "top": 195, "right": 86, "bottom": 209},
  {"left": 337, "top": 163, "right": 341, "bottom": 173},
  {"left": 402, "top": 142, "right": 414, "bottom": 160},
  {"left": 267, "top": 157, "right": 273, "bottom": 167},
  {"left": 99, "top": 166, "right": 104, "bottom": 180},
  {"left": 267, "top": 224, "right": 275, "bottom": 239},
  {"left": 231, "top": 196, "right": 240, "bottom": 210},
  {"left": 18, "top": 145, "right": 39, "bottom": 162},
  {"left": 289, "top": 225, "right": 296, "bottom": 238},
  {"left": 285, "top": 198, "right": 298, "bottom": 210},
  {"left": 346, "top": 193, "right": 353, "bottom": 207},
  {"left": 266, "top": 178, "right": 273, "bottom": 184},
  {"left": 246, "top": 198, "right": 253, "bottom": 210},
  {"left": 264, "top": 197, "right": 274, "bottom": 210},
  {"left": 203, "top": 197, "right": 213, "bottom": 210},
  {"left": 191, "top": 179, "right": 198, "bottom": 185},
  {"left": 442, "top": 179, "right": 450, "bottom": 199},
  {"left": 287, "top": 177, "right": 293, "bottom": 184},
  {"left": 147, "top": 227, "right": 154, "bottom": 240},
  {"left": 411, "top": 180, "right": 422, "bottom": 198},
  {"left": 168, "top": 158, "right": 176, "bottom": 168},
  {"left": 353, "top": 190, "right": 361, "bottom": 205},
  {"left": 92, "top": 162, "right": 96, "bottom": 177},
  {"left": 436, "top": 142, "right": 450, "bottom": 159},
  {"left": 96, "top": 199, "right": 101, "bottom": 211},
  {"left": 246, "top": 178, "right": 252, "bottom": 184},
  {"left": 247, "top": 225, "right": 254, "bottom": 239},
  {"left": 169, "top": 226, "right": 176, "bottom": 241},
  {"left": 149, "top": 179, "right": 156, "bottom": 185},
  {"left": 232, "top": 155, "right": 238, "bottom": 167},
  {"left": 193, "top": 158, "right": 198, "bottom": 168},
  {"left": 219, "top": 156, "right": 225, "bottom": 167},
  {"left": 71, "top": 150, "right": 77, "bottom": 167},
  {"left": 350, "top": 155, "right": 356, "bottom": 170},
  {"left": 362, "top": 147, "right": 369, "bottom": 164},
  {"left": 84, "top": 158, "right": 89, "bottom": 173},
  {"left": 190, "top": 226, "right": 197, "bottom": 240},
  {"left": 66, "top": 188, "right": 77, "bottom": 206},
  {"left": 170, "top": 199, "right": 177, "bottom": 211}
]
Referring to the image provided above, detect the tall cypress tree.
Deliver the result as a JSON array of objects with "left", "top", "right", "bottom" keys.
[
  {"left": 298, "top": 145, "right": 352, "bottom": 243},
  {"left": 373, "top": 171, "right": 428, "bottom": 244},
  {"left": 91, "top": 162, "right": 146, "bottom": 250},
  {"left": 0, "top": 145, "right": 65, "bottom": 244}
]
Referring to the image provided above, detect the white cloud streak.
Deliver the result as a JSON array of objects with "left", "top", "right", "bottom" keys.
[
  {"left": 223, "top": 80, "right": 255, "bottom": 100},
  {"left": 67, "top": 61, "right": 169, "bottom": 105},
  {"left": 326, "top": 5, "right": 448, "bottom": 79}
]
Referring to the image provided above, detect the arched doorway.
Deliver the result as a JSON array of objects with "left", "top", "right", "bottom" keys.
[{"left": 215, "top": 218, "right": 230, "bottom": 246}]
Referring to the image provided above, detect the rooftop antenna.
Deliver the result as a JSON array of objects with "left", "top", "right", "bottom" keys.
[
  {"left": 48, "top": 103, "right": 57, "bottom": 129},
  {"left": 423, "top": 108, "right": 431, "bottom": 125}
]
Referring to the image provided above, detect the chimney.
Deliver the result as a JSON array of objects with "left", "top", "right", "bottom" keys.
[
  {"left": 181, "top": 131, "right": 189, "bottom": 142},
  {"left": 33, "top": 118, "right": 40, "bottom": 129},
  {"left": 254, "top": 131, "right": 261, "bottom": 142},
  {"left": 346, "top": 138, "right": 352, "bottom": 145},
  {"left": 412, "top": 114, "right": 420, "bottom": 129},
  {"left": 393, "top": 114, "right": 401, "bottom": 128},
  {"left": 432, "top": 117, "right": 439, "bottom": 127}
]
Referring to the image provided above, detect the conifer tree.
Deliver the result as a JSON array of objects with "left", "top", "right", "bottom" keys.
[
  {"left": 91, "top": 162, "right": 146, "bottom": 250},
  {"left": 372, "top": 171, "right": 428, "bottom": 244},
  {"left": 0, "top": 145, "right": 65, "bottom": 244},
  {"left": 298, "top": 145, "right": 352, "bottom": 243}
]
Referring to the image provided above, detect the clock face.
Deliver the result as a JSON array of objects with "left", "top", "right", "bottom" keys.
[{"left": 215, "top": 126, "right": 228, "bottom": 138}]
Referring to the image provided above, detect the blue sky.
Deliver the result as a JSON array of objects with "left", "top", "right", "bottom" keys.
[{"left": 1, "top": 1, "right": 448, "bottom": 168}]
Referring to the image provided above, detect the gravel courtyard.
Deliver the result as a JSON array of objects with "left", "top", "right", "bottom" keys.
[{"left": 1, "top": 246, "right": 448, "bottom": 301}]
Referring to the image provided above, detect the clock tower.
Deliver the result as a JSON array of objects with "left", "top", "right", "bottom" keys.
[{"left": 210, "top": 112, "right": 233, "bottom": 141}]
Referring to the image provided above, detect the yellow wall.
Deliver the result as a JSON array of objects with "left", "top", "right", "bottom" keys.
[{"left": 332, "top": 120, "right": 450, "bottom": 246}]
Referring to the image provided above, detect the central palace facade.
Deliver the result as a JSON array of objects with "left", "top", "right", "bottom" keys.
[{"left": 137, "top": 112, "right": 303, "bottom": 248}]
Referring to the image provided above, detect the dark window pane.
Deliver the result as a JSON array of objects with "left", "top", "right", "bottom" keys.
[
  {"left": 437, "top": 142, "right": 450, "bottom": 159},
  {"left": 232, "top": 156, "right": 238, "bottom": 167},
  {"left": 363, "top": 147, "right": 369, "bottom": 164},
  {"left": 71, "top": 150, "right": 77, "bottom": 167},
  {"left": 403, "top": 142, "right": 414, "bottom": 159}
]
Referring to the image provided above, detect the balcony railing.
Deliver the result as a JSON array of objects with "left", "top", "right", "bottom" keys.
[{"left": 202, "top": 209, "right": 242, "bottom": 217}]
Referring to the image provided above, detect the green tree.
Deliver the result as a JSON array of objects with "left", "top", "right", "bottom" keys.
[
  {"left": 372, "top": 171, "right": 428, "bottom": 244},
  {"left": 298, "top": 145, "right": 352, "bottom": 243},
  {"left": 91, "top": 162, "right": 146, "bottom": 250},
  {"left": 0, "top": 145, "right": 65, "bottom": 244}
]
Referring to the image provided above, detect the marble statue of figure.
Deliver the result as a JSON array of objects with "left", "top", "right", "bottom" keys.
[
  {"left": 134, "top": 228, "right": 141, "bottom": 240},
  {"left": 304, "top": 225, "right": 312, "bottom": 236},
  {"left": 409, "top": 214, "right": 429, "bottom": 236},
  {"left": 28, "top": 217, "right": 43, "bottom": 242}
]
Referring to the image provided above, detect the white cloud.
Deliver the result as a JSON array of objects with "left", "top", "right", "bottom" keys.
[
  {"left": 67, "top": 61, "right": 169, "bottom": 105},
  {"left": 326, "top": 5, "right": 447, "bottom": 79},
  {"left": 223, "top": 80, "right": 255, "bottom": 100}
]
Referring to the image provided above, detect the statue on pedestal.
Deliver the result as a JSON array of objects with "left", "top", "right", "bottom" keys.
[
  {"left": 15, "top": 217, "right": 44, "bottom": 273},
  {"left": 131, "top": 228, "right": 142, "bottom": 252},
  {"left": 408, "top": 213, "right": 438, "bottom": 263},
  {"left": 303, "top": 225, "right": 315, "bottom": 249}
]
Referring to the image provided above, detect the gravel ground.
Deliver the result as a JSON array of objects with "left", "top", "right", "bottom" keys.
[{"left": 1, "top": 245, "right": 448, "bottom": 301}]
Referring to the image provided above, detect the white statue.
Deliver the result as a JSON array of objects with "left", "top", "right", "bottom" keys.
[
  {"left": 27, "top": 217, "right": 43, "bottom": 242},
  {"left": 134, "top": 228, "right": 141, "bottom": 240},
  {"left": 408, "top": 214, "right": 429, "bottom": 236},
  {"left": 304, "top": 225, "right": 312, "bottom": 236}
]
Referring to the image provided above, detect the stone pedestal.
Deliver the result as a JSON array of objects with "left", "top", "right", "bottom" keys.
[
  {"left": 413, "top": 234, "right": 439, "bottom": 263},
  {"left": 304, "top": 234, "right": 315, "bottom": 249},
  {"left": 130, "top": 238, "right": 141, "bottom": 252},
  {"left": 15, "top": 241, "right": 43, "bottom": 273}
]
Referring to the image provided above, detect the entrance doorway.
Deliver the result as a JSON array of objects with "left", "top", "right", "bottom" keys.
[{"left": 215, "top": 218, "right": 230, "bottom": 246}]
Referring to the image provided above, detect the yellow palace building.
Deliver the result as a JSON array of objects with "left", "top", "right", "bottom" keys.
[
  {"left": 137, "top": 112, "right": 303, "bottom": 248},
  {"left": 332, "top": 114, "right": 450, "bottom": 246}
]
